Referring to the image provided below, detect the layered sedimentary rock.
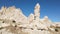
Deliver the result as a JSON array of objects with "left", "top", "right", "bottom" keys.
[{"left": 0, "top": 3, "right": 60, "bottom": 34}]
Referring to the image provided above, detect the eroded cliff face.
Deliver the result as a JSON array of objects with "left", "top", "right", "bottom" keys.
[{"left": 0, "top": 3, "right": 60, "bottom": 34}]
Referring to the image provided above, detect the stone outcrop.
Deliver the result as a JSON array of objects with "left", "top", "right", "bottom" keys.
[
  {"left": 0, "top": 3, "right": 60, "bottom": 34},
  {"left": 0, "top": 6, "right": 28, "bottom": 24},
  {"left": 28, "top": 13, "right": 34, "bottom": 23}
]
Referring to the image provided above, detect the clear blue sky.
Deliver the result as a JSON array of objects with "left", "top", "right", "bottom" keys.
[{"left": 0, "top": 0, "right": 60, "bottom": 22}]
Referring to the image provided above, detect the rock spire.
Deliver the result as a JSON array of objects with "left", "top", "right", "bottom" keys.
[{"left": 34, "top": 3, "right": 40, "bottom": 21}]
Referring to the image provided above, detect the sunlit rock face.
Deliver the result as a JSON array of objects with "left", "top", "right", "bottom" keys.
[
  {"left": 0, "top": 3, "right": 60, "bottom": 34},
  {"left": 0, "top": 6, "right": 28, "bottom": 24},
  {"left": 28, "top": 13, "right": 34, "bottom": 23}
]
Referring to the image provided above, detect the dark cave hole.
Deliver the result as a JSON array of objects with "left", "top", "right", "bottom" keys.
[
  {"left": 12, "top": 20, "right": 16, "bottom": 23},
  {"left": 15, "top": 25, "right": 17, "bottom": 27},
  {"left": 31, "top": 28, "right": 33, "bottom": 30},
  {"left": 55, "top": 29, "right": 58, "bottom": 32},
  {"left": 2, "top": 21, "right": 4, "bottom": 23}
]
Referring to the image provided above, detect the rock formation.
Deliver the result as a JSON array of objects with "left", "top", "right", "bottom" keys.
[{"left": 0, "top": 3, "right": 60, "bottom": 34}]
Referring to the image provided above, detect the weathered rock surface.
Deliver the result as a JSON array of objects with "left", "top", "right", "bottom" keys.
[{"left": 0, "top": 3, "right": 60, "bottom": 34}]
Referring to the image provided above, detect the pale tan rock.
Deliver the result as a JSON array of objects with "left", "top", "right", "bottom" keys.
[
  {"left": 28, "top": 13, "right": 34, "bottom": 23},
  {"left": 0, "top": 6, "right": 28, "bottom": 24},
  {"left": 41, "top": 16, "right": 52, "bottom": 26},
  {"left": 0, "top": 3, "right": 60, "bottom": 34},
  {"left": 34, "top": 3, "right": 40, "bottom": 21}
]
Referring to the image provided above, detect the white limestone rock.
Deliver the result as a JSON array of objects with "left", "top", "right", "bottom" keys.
[
  {"left": 28, "top": 13, "right": 34, "bottom": 23},
  {"left": 0, "top": 6, "right": 28, "bottom": 24},
  {"left": 0, "top": 3, "right": 60, "bottom": 34}
]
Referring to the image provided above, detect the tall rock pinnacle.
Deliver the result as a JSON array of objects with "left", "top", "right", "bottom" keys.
[{"left": 34, "top": 3, "right": 40, "bottom": 21}]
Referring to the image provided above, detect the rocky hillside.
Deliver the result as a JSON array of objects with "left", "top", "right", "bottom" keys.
[{"left": 0, "top": 3, "right": 60, "bottom": 34}]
